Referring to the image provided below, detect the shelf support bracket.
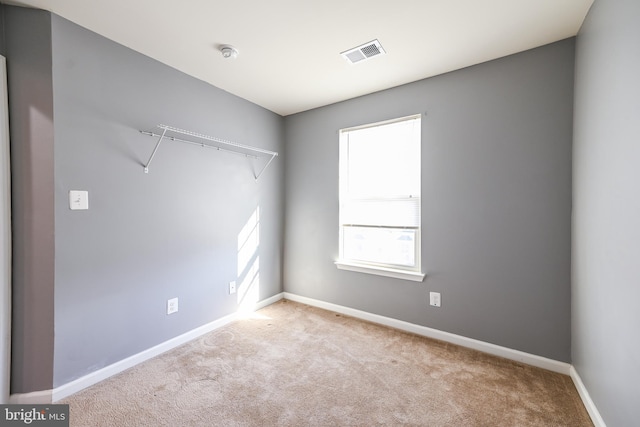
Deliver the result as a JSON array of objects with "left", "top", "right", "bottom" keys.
[
  {"left": 143, "top": 127, "right": 168, "bottom": 173},
  {"left": 254, "top": 152, "right": 278, "bottom": 181}
]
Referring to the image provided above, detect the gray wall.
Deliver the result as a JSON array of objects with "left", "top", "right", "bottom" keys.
[
  {"left": 5, "top": 7, "right": 284, "bottom": 392},
  {"left": 572, "top": 0, "right": 640, "bottom": 425},
  {"left": 5, "top": 7, "right": 56, "bottom": 394},
  {"left": 284, "top": 39, "right": 575, "bottom": 362},
  {"left": 0, "top": 6, "right": 5, "bottom": 56},
  {"left": 50, "top": 14, "right": 284, "bottom": 388}
]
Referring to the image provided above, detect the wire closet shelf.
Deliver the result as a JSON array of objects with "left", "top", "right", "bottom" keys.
[{"left": 139, "top": 124, "right": 278, "bottom": 180}]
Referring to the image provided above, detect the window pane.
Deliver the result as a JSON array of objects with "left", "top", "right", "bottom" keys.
[
  {"left": 346, "top": 119, "right": 420, "bottom": 197},
  {"left": 339, "top": 115, "right": 421, "bottom": 274},
  {"left": 343, "top": 226, "right": 416, "bottom": 267}
]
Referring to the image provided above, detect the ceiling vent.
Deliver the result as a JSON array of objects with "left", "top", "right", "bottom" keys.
[{"left": 341, "top": 39, "right": 386, "bottom": 64}]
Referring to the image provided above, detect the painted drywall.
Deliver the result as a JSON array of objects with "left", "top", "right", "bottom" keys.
[
  {"left": 4, "top": 6, "right": 284, "bottom": 392},
  {"left": 0, "top": 9, "right": 7, "bottom": 403},
  {"left": 4, "top": 7, "right": 56, "bottom": 395},
  {"left": 0, "top": 55, "right": 11, "bottom": 404},
  {"left": 49, "top": 14, "right": 284, "bottom": 388},
  {"left": 0, "top": 6, "right": 5, "bottom": 56},
  {"left": 572, "top": 0, "right": 640, "bottom": 425},
  {"left": 284, "top": 39, "right": 575, "bottom": 362}
]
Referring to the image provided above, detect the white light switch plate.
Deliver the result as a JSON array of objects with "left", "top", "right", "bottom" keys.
[{"left": 69, "top": 190, "right": 89, "bottom": 210}]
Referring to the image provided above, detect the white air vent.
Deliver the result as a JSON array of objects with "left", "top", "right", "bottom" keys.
[{"left": 341, "top": 39, "right": 386, "bottom": 64}]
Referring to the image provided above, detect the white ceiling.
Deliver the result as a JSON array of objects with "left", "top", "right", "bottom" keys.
[{"left": 6, "top": 0, "right": 593, "bottom": 116}]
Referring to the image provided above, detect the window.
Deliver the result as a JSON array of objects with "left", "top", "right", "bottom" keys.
[{"left": 336, "top": 114, "right": 424, "bottom": 282}]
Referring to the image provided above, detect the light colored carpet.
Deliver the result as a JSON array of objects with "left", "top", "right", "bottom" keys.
[{"left": 62, "top": 300, "right": 593, "bottom": 426}]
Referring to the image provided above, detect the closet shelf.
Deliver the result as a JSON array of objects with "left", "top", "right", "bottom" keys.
[{"left": 139, "top": 124, "right": 278, "bottom": 180}]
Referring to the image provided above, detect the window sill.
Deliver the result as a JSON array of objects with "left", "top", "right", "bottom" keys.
[{"left": 335, "top": 261, "right": 425, "bottom": 282}]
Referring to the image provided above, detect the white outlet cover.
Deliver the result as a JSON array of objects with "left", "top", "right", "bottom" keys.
[
  {"left": 69, "top": 190, "right": 89, "bottom": 210},
  {"left": 429, "top": 292, "right": 441, "bottom": 307},
  {"left": 229, "top": 281, "right": 236, "bottom": 295},
  {"left": 167, "top": 297, "right": 179, "bottom": 314}
]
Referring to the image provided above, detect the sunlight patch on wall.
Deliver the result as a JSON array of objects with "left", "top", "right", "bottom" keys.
[{"left": 237, "top": 207, "right": 260, "bottom": 313}]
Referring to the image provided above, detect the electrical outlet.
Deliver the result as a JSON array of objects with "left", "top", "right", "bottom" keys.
[
  {"left": 167, "top": 297, "right": 179, "bottom": 314},
  {"left": 429, "top": 292, "right": 441, "bottom": 308},
  {"left": 229, "top": 281, "right": 236, "bottom": 295}
]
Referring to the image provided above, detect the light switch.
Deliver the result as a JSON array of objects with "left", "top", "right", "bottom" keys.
[{"left": 69, "top": 190, "right": 89, "bottom": 210}]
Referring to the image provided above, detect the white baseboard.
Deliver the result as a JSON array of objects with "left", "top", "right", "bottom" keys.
[
  {"left": 51, "top": 312, "right": 237, "bottom": 402},
  {"left": 252, "top": 292, "right": 285, "bottom": 311},
  {"left": 13, "top": 291, "right": 606, "bottom": 427},
  {"left": 283, "top": 293, "right": 610, "bottom": 425},
  {"left": 283, "top": 292, "right": 571, "bottom": 375},
  {"left": 52, "top": 292, "right": 285, "bottom": 402},
  {"left": 570, "top": 366, "right": 607, "bottom": 427},
  {"left": 8, "top": 293, "right": 286, "bottom": 404}
]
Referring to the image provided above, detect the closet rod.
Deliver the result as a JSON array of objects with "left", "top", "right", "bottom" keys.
[{"left": 140, "top": 124, "right": 278, "bottom": 180}]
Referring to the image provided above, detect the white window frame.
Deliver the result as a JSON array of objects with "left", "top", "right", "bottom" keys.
[{"left": 335, "top": 114, "right": 425, "bottom": 282}]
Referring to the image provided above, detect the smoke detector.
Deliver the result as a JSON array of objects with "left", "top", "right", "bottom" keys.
[
  {"left": 341, "top": 39, "right": 386, "bottom": 64},
  {"left": 220, "top": 45, "right": 239, "bottom": 59}
]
